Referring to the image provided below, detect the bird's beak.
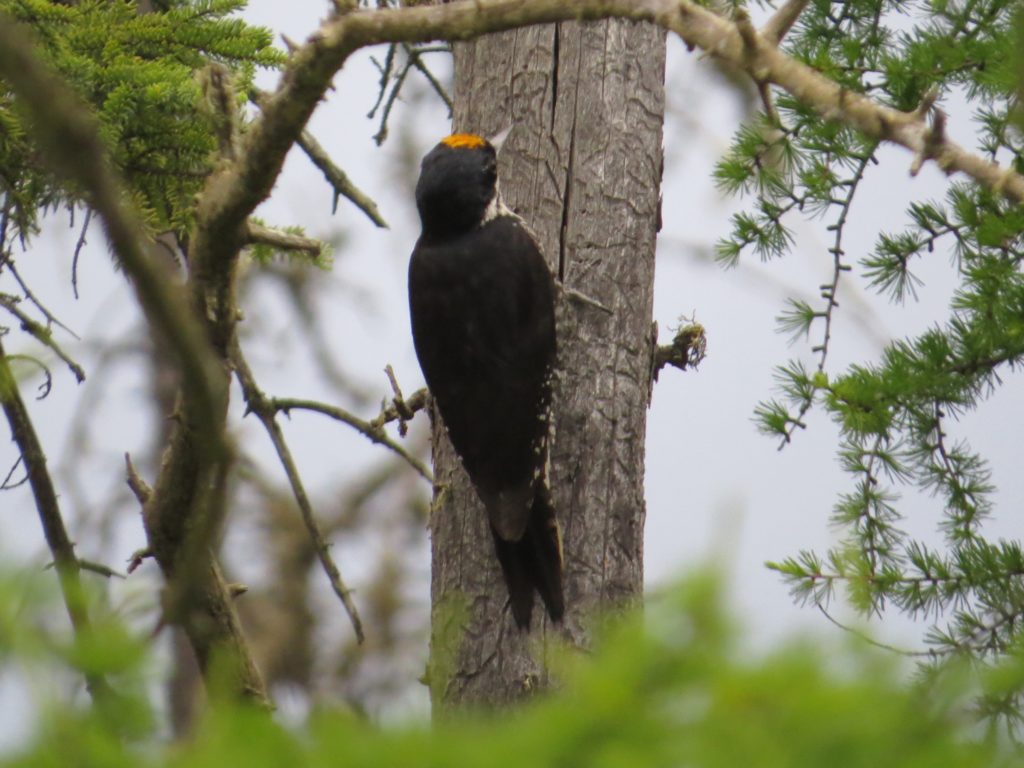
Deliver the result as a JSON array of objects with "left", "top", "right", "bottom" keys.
[{"left": 489, "top": 125, "right": 513, "bottom": 153}]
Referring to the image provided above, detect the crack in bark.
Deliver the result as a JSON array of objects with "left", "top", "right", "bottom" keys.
[
  {"left": 550, "top": 24, "right": 560, "bottom": 133},
  {"left": 557, "top": 33, "right": 582, "bottom": 284}
]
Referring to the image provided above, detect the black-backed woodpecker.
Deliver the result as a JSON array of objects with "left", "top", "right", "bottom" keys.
[{"left": 408, "top": 131, "right": 564, "bottom": 630}]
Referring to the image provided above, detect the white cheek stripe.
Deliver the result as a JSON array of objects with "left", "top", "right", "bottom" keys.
[{"left": 481, "top": 183, "right": 516, "bottom": 224}]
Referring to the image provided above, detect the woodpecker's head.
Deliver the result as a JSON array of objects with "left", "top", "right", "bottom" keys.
[{"left": 415, "top": 128, "right": 510, "bottom": 238}]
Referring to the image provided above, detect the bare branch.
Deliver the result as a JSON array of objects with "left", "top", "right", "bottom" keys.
[
  {"left": 369, "top": 42, "right": 453, "bottom": 145},
  {"left": 230, "top": 337, "right": 366, "bottom": 644},
  {"left": 301, "top": 129, "right": 389, "bottom": 227},
  {"left": 274, "top": 395, "right": 432, "bottom": 482},
  {"left": 250, "top": 89, "right": 388, "bottom": 228},
  {"left": 0, "top": 336, "right": 112, "bottom": 702}
]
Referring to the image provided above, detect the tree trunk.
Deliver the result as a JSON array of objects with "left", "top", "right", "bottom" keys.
[{"left": 428, "top": 20, "right": 666, "bottom": 709}]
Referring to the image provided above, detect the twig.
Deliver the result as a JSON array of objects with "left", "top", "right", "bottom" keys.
[
  {"left": 281, "top": 34, "right": 300, "bottom": 54},
  {"left": 71, "top": 207, "right": 92, "bottom": 300},
  {"left": 755, "top": 81, "right": 781, "bottom": 126},
  {"left": 370, "top": 386, "right": 429, "bottom": 430},
  {"left": 6, "top": 353, "right": 54, "bottom": 400},
  {"left": 249, "top": 89, "right": 388, "bottom": 228},
  {"left": 230, "top": 337, "right": 366, "bottom": 643},
  {"left": 46, "top": 558, "right": 126, "bottom": 580},
  {"left": 0, "top": 293, "right": 86, "bottom": 382},
  {"left": 244, "top": 221, "right": 325, "bottom": 257},
  {"left": 5, "top": 261, "right": 79, "bottom": 340},
  {"left": 299, "top": 130, "right": 388, "bottom": 226},
  {"left": 227, "top": 582, "right": 249, "bottom": 598},
  {"left": 817, "top": 605, "right": 940, "bottom": 658},
  {"left": 367, "top": 43, "right": 398, "bottom": 118},
  {"left": 383, "top": 363, "right": 415, "bottom": 435},
  {"left": 403, "top": 43, "right": 453, "bottom": 113},
  {"left": 275, "top": 395, "right": 432, "bottom": 481},
  {"left": 1, "top": 455, "right": 26, "bottom": 489},
  {"left": 126, "top": 547, "right": 153, "bottom": 575},
  {"left": 910, "top": 109, "right": 947, "bottom": 177},
  {"left": 562, "top": 286, "right": 613, "bottom": 314},
  {"left": 372, "top": 59, "right": 412, "bottom": 145},
  {"left": 0, "top": 336, "right": 113, "bottom": 702},
  {"left": 124, "top": 452, "right": 152, "bottom": 505}
]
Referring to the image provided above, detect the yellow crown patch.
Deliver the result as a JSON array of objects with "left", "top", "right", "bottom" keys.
[{"left": 441, "top": 133, "right": 487, "bottom": 150}]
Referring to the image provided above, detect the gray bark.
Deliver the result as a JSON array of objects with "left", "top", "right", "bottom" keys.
[{"left": 428, "top": 20, "right": 666, "bottom": 708}]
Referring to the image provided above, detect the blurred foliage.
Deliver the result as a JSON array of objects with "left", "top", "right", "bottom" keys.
[
  {"left": 715, "top": 0, "right": 1024, "bottom": 731},
  {"left": 1, "top": 570, "right": 1019, "bottom": 767},
  {"left": 0, "top": 0, "right": 284, "bottom": 241}
]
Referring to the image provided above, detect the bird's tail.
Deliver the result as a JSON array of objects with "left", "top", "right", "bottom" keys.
[{"left": 491, "top": 487, "right": 565, "bottom": 630}]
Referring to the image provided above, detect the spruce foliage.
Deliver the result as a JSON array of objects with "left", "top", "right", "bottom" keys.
[{"left": 0, "top": 0, "right": 283, "bottom": 241}]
